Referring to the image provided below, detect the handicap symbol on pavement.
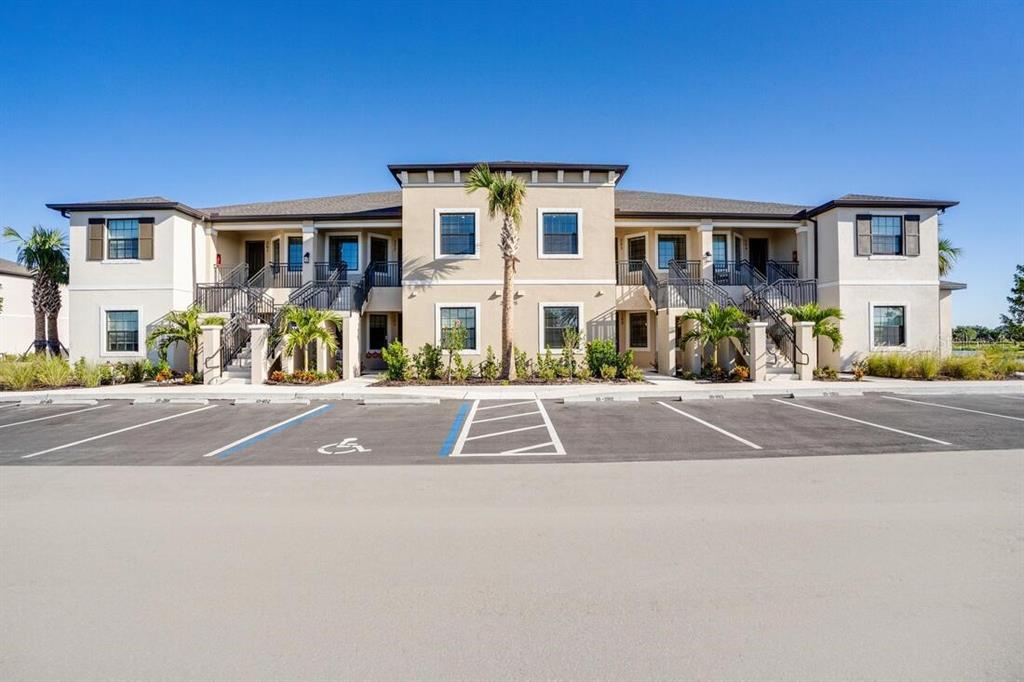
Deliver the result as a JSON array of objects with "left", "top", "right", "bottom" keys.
[{"left": 318, "top": 438, "right": 372, "bottom": 455}]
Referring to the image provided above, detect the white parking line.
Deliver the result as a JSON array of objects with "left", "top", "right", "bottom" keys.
[
  {"left": 464, "top": 424, "right": 547, "bottom": 441},
  {"left": 0, "top": 404, "right": 109, "bottom": 430},
  {"left": 202, "top": 404, "right": 332, "bottom": 458},
  {"left": 657, "top": 402, "right": 762, "bottom": 450},
  {"left": 473, "top": 410, "right": 542, "bottom": 424},
  {"left": 881, "top": 395, "right": 1024, "bottom": 422},
  {"left": 475, "top": 400, "right": 536, "bottom": 412},
  {"left": 21, "top": 405, "right": 217, "bottom": 459},
  {"left": 0, "top": 403, "right": 17, "bottom": 409},
  {"left": 771, "top": 399, "right": 952, "bottom": 446},
  {"left": 534, "top": 399, "right": 566, "bottom": 455}
]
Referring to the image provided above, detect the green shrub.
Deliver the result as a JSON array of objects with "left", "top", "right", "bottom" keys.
[
  {"left": 813, "top": 366, "right": 838, "bottom": 381},
  {"left": 913, "top": 353, "right": 941, "bottom": 380},
  {"left": 413, "top": 343, "right": 443, "bottom": 381},
  {"left": 940, "top": 354, "right": 987, "bottom": 380},
  {"left": 623, "top": 365, "right": 645, "bottom": 382},
  {"left": 451, "top": 354, "right": 473, "bottom": 382},
  {"left": 99, "top": 364, "right": 114, "bottom": 385},
  {"left": 560, "top": 328, "right": 581, "bottom": 378},
  {"left": 599, "top": 364, "right": 618, "bottom": 381},
  {"left": 514, "top": 346, "right": 531, "bottom": 379},
  {"left": 616, "top": 349, "right": 635, "bottom": 377},
  {"left": 0, "top": 359, "right": 37, "bottom": 390},
  {"left": 585, "top": 339, "right": 617, "bottom": 377},
  {"left": 479, "top": 346, "right": 500, "bottom": 381},
  {"left": 381, "top": 340, "right": 411, "bottom": 380},
  {"left": 576, "top": 364, "right": 592, "bottom": 380},
  {"left": 73, "top": 358, "right": 103, "bottom": 388},
  {"left": 36, "top": 356, "right": 73, "bottom": 388}
]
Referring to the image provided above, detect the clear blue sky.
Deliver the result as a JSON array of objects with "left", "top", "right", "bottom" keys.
[{"left": 1, "top": 1, "right": 1021, "bottom": 325}]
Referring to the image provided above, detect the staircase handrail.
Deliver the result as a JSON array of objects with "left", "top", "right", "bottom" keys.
[
  {"left": 766, "top": 260, "right": 799, "bottom": 283},
  {"left": 749, "top": 286, "right": 810, "bottom": 367}
]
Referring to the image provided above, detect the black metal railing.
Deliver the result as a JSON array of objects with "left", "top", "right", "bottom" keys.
[
  {"left": 665, "top": 277, "right": 738, "bottom": 310},
  {"left": 641, "top": 260, "right": 661, "bottom": 306},
  {"left": 766, "top": 260, "right": 799, "bottom": 282},
  {"left": 668, "top": 259, "right": 702, "bottom": 280},
  {"left": 315, "top": 261, "right": 348, "bottom": 282},
  {"left": 248, "top": 262, "right": 302, "bottom": 289},
  {"left": 616, "top": 260, "right": 645, "bottom": 285},
  {"left": 712, "top": 260, "right": 767, "bottom": 287},
  {"left": 214, "top": 262, "right": 249, "bottom": 286},
  {"left": 747, "top": 288, "right": 810, "bottom": 367},
  {"left": 363, "top": 260, "right": 401, "bottom": 288}
]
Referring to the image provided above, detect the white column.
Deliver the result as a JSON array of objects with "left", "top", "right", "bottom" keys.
[
  {"left": 698, "top": 222, "right": 714, "bottom": 280},
  {"left": 747, "top": 321, "right": 768, "bottom": 382},
  {"left": 682, "top": 317, "right": 701, "bottom": 375},
  {"left": 301, "top": 223, "right": 317, "bottom": 285},
  {"left": 249, "top": 323, "right": 269, "bottom": 384},
  {"left": 200, "top": 324, "right": 222, "bottom": 385},
  {"left": 795, "top": 321, "right": 816, "bottom": 381},
  {"left": 315, "top": 322, "right": 331, "bottom": 373},
  {"left": 656, "top": 309, "right": 679, "bottom": 376},
  {"left": 341, "top": 314, "right": 361, "bottom": 379},
  {"left": 795, "top": 224, "right": 809, "bottom": 279}
]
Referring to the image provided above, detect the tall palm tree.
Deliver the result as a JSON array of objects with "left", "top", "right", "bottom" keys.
[
  {"left": 146, "top": 304, "right": 207, "bottom": 373},
  {"left": 3, "top": 225, "right": 69, "bottom": 354},
  {"left": 782, "top": 302, "right": 844, "bottom": 351},
  {"left": 680, "top": 302, "right": 749, "bottom": 370},
  {"left": 465, "top": 164, "right": 526, "bottom": 379},
  {"left": 938, "top": 235, "right": 962, "bottom": 277},
  {"left": 282, "top": 306, "right": 342, "bottom": 372}
]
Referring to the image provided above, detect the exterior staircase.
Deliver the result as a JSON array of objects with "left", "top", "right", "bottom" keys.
[{"left": 219, "top": 341, "right": 252, "bottom": 385}]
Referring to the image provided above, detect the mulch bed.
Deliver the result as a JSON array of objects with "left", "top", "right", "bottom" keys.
[{"left": 372, "top": 378, "right": 647, "bottom": 387}]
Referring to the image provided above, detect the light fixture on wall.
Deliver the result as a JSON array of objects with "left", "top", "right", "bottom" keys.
[{"left": 303, "top": 252, "right": 310, "bottom": 264}]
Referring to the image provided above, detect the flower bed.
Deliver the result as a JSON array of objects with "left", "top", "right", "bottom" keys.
[
  {"left": 266, "top": 370, "right": 341, "bottom": 386},
  {"left": 861, "top": 349, "right": 1023, "bottom": 381},
  {"left": 0, "top": 355, "right": 182, "bottom": 391}
]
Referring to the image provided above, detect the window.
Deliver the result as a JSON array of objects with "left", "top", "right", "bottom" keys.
[
  {"left": 657, "top": 235, "right": 686, "bottom": 269},
  {"left": 287, "top": 237, "right": 303, "bottom": 271},
  {"left": 438, "top": 212, "right": 476, "bottom": 256},
  {"left": 871, "top": 216, "right": 903, "bottom": 255},
  {"left": 540, "top": 210, "right": 581, "bottom": 257},
  {"left": 628, "top": 312, "right": 648, "bottom": 349},
  {"left": 106, "top": 310, "right": 138, "bottom": 352},
  {"left": 439, "top": 306, "right": 477, "bottom": 351},
  {"left": 541, "top": 305, "right": 580, "bottom": 349},
  {"left": 107, "top": 219, "right": 139, "bottom": 259},
  {"left": 368, "top": 314, "right": 388, "bottom": 350},
  {"left": 712, "top": 234, "right": 727, "bottom": 264},
  {"left": 329, "top": 236, "right": 359, "bottom": 273},
  {"left": 873, "top": 305, "right": 906, "bottom": 347}
]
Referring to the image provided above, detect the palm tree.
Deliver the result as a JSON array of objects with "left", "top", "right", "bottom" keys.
[
  {"left": 282, "top": 306, "right": 342, "bottom": 372},
  {"left": 938, "top": 235, "right": 962, "bottom": 277},
  {"left": 782, "top": 302, "right": 844, "bottom": 351},
  {"left": 146, "top": 304, "right": 206, "bottom": 373},
  {"left": 465, "top": 164, "right": 526, "bottom": 379},
  {"left": 680, "top": 302, "right": 749, "bottom": 370},
  {"left": 3, "top": 226, "right": 69, "bottom": 354}
]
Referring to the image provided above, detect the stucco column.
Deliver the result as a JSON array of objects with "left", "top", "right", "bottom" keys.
[
  {"left": 315, "top": 323, "right": 331, "bottom": 374},
  {"left": 249, "top": 323, "right": 269, "bottom": 384},
  {"left": 200, "top": 324, "right": 222, "bottom": 385},
  {"left": 301, "top": 224, "right": 317, "bottom": 285},
  {"left": 698, "top": 222, "right": 714, "bottom": 280},
  {"left": 341, "top": 314, "right": 361, "bottom": 379},
  {"left": 795, "top": 224, "right": 809, "bottom": 279},
  {"left": 682, "top": 317, "right": 701, "bottom": 375},
  {"left": 747, "top": 321, "right": 767, "bottom": 382},
  {"left": 795, "top": 321, "right": 816, "bottom": 381},
  {"left": 656, "top": 309, "right": 679, "bottom": 376}
]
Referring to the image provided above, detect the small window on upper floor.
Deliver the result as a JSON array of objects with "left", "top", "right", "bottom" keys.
[
  {"left": 539, "top": 210, "right": 581, "bottom": 258},
  {"left": 439, "top": 212, "right": 477, "bottom": 257},
  {"left": 871, "top": 216, "right": 902, "bottom": 255},
  {"left": 107, "top": 219, "right": 139, "bottom": 259}
]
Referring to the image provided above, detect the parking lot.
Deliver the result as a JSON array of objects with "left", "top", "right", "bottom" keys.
[{"left": 1, "top": 392, "right": 1021, "bottom": 465}]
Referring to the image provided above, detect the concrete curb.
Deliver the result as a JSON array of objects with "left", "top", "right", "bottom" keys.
[
  {"left": 18, "top": 398, "right": 99, "bottom": 406},
  {"left": 132, "top": 398, "right": 210, "bottom": 405},
  {"left": 233, "top": 398, "right": 311, "bottom": 405},
  {"left": 359, "top": 397, "right": 441, "bottom": 405}
]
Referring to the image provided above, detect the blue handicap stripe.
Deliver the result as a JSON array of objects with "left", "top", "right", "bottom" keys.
[
  {"left": 439, "top": 402, "right": 470, "bottom": 457},
  {"left": 217, "top": 404, "right": 334, "bottom": 460}
]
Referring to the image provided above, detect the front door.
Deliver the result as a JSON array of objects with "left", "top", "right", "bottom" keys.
[
  {"left": 749, "top": 238, "right": 769, "bottom": 276},
  {"left": 370, "top": 237, "right": 389, "bottom": 284},
  {"left": 245, "top": 241, "right": 265, "bottom": 275},
  {"left": 628, "top": 236, "right": 646, "bottom": 264}
]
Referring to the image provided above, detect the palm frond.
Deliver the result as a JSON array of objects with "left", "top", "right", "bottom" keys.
[{"left": 938, "top": 236, "right": 962, "bottom": 277}]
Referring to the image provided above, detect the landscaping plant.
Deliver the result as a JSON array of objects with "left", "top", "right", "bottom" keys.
[
  {"left": 282, "top": 306, "right": 342, "bottom": 372},
  {"left": 440, "top": 320, "right": 468, "bottom": 383},
  {"left": 599, "top": 364, "right": 618, "bottom": 381},
  {"left": 3, "top": 225, "right": 69, "bottom": 353},
  {"left": 36, "top": 355, "right": 72, "bottom": 388},
  {"left": 465, "top": 164, "right": 526, "bottom": 379},
  {"left": 480, "top": 346, "right": 500, "bottom": 381},
  {"left": 381, "top": 340, "right": 411, "bottom": 380},
  {"left": 782, "top": 302, "right": 843, "bottom": 352},
  {"left": 679, "top": 303, "right": 749, "bottom": 373},
  {"left": 560, "top": 328, "right": 581, "bottom": 379},
  {"left": 585, "top": 339, "right": 617, "bottom": 377},
  {"left": 146, "top": 304, "right": 205, "bottom": 373},
  {"left": 413, "top": 343, "right": 443, "bottom": 381}
]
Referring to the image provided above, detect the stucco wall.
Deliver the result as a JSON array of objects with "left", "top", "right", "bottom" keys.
[{"left": 0, "top": 274, "right": 69, "bottom": 355}]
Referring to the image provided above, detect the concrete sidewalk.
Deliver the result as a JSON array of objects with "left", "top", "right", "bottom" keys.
[{"left": 1, "top": 372, "right": 1020, "bottom": 403}]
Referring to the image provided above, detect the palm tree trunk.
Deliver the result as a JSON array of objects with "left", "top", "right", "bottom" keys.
[
  {"left": 31, "top": 279, "right": 46, "bottom": 354},
  {"left": 46, "top": 312, "right": 60, "bottom": 355},
  {"left": 501, "top": 253, "right": 516, "bottom": 380}
]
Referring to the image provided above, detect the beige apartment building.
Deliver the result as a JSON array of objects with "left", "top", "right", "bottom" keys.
[{"left": 47, "top": 161, "right": 963, "bottom": 383}]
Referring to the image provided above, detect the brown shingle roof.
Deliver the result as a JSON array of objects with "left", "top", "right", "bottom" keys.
[
  {"left": 615, "top": 190, "right": 808, "bottom": 218},
  {"left": 0, "top": 257, "right": 33, "bottom": 278},
  {"left": 201, "top": 191, "right": 401, "bottom": 220}
]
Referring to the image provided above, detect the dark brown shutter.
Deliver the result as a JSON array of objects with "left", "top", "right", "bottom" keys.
[
  {"left": 903, "top": 215, "right": 920, "bottom": 256},
  {"left": 87, "top": 218, "right": 105, "bottom": 260},
  {"left": 855, "top": 214, "right": 872, "bottom": 256},
  {"left": 138, "top": 217, "right": 155, "bottom": 260}
]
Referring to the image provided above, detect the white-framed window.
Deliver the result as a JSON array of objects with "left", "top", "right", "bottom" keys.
[
  {"left": 434, "top": 209, "right": 480, "bottom": 259},
  {"left": 537, "top": 208, "right": 582, "bottom": 259},
  {"left": 99, "top": 307, "right": 143, "bottom": 357},
  {"left": 627, "top": 311, "right": 649, "bottom": 350},
  {"left": 106, "top": 218, "right": 139, "bottom": 259},
  {"left": 871, "top": 303, "right": 907, "bottom": 348},
  {"left": 538, "top": 302, "right": 583, "bottom": 350},
  {"left": 435, "top": 303, "right": 480, "bottom": 353}
]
